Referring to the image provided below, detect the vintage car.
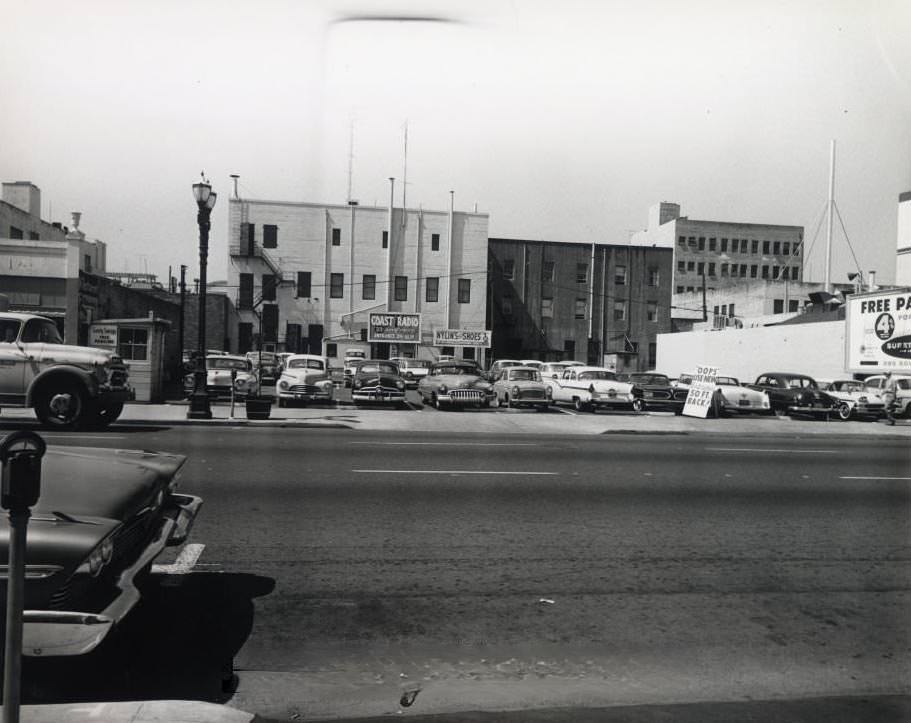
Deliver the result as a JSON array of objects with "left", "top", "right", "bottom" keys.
[
  {"left": 519, "top": 359, "right": 544, "bottom": 371},
  {"left": 0, "top": 439, "right": 202, "bottom": 657},
  {"left": 863, "top": 374, "right": 911, "bottom": 418},
  {"left": 545, "top": 366, "right": 636, "bottom": 412},
  {"left": 276, "top": 354, "right": 335, "bottom": 407},
  {"left": 245, "top": 351, "right": 280, "bottom": 385},
  {"left": 418, "top": 360, "right": 493, "bottom": 410},
  {"left": 823, "top": 379, "right": 887, "bottom": 420},
  {"left": 0, "top": 312, "right": 132, "bottom": 430},
  {"left": 621, "top": 372, "right": 688, "bottom": 413},
  {"left": 674, "top": 374, "right": 772, "bottom": 416},
  {"left": 390, "top": 357, "right": 433, "bottom": 388},
  {"left": 539, "top": 361, "right": 586, "bottom": 380},
  {"left": 342, "top": 349, "right": 368, "bottom": 387},
  {"left": 485, "top": 359, "right": 522, "bottom": 381},
  {"left": 490, "top": 366, "right": 550, "bottom": 410},
  {"left": 350, "top": 360, "right": 407, "bottom": 405},
  {"left": 185, "top": 354, "right": 259, "bottom": 400},
  {"left": 749, "top": 372, "right": 838, "bottom": 418}
]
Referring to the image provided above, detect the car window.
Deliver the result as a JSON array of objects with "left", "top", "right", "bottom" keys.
[
  {"left": 579, "top": 371, "right": 615, "bottom": 381},
  {"left": 509, "top": 369, "right": 538, "bottom": 381},
  {"left": 360, "top": 363, "right": 398, "bottom": 375},
  {"left": 0, "top": 319, "right": 21, "bottom": 343},
  {"left": 716, "top": 377, "right": 738, "bottom": 386},
  {"left": 677, "top": 374, "right": 693, "bottom": 385},
  {"left": 209, "top": 358, "right": 248, "bottom": 370},
  {"left": 21, "top": 318, "right": 63, "bottom": 344},
  {"left": 899, "top": 379, "right": 911, "bottom": 390}
]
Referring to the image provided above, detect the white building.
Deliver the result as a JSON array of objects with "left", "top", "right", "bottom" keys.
[
  {"left": 897, "top": 191, "right": 911, "bottom": 287},
  {"left": 227, "top": 188, "right": 489, "bottom": 361}
]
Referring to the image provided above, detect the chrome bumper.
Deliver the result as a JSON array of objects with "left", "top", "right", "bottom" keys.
[{"left": 22, "top": 493, "right": 203, "bottom": 657}]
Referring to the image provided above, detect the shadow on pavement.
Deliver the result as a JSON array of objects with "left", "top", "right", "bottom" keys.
[
  {"left": 22, "top": 572, "right": 275, "bottom": 705},
  {"left": 0, "top": 421, "right": 173, "bottom": 434}
]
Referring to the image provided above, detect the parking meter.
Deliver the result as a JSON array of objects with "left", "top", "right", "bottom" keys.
[{"left": 0, "top": 430, "right": 46, "bottom": 511}]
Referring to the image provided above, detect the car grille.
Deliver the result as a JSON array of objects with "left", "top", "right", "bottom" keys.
[
  {"left": 644, "top": 389, "right": 671, "bottom": 400},
  {"left": 48, "top": 578, "right": 73, "bottom": 611},
  {"left": 208, "top": 384, "right": 233, "bottom": 396},
  {"left": 109, "top": 367, "right": 128, "bottom": 388},
  {"left": 518, "top": 389, "right": 546, "bottom": 400},
  {"left": 450, "top": 389, "right": 484, "bottom": 402},
  {"left": 290, "top": 384, "right": 323, "bottom": 394}
]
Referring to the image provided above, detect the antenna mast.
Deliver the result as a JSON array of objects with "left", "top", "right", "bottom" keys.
[
  {"left": 402, "top": 121, "right": 408, "bottom": 227},
  {"left": 346, "top": 119, "right": 355, "bottom": 203}
]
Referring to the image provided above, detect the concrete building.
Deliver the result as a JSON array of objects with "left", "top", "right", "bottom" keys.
[
  {"left": 897, "top": 191, "right": 911, "bottom": 287},
  {"left": 487, "top": 238, "right": 673, "bottom": 372},
  {"left": 631, "top": 202, "right": 804, "bottom": 292},
  {"left": 227, "top": 187, "right": 489, "bottom": 361}
]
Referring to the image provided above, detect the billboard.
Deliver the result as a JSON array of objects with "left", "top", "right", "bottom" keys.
[
  {"left": 433, "top": 329, "right": 492, "bottom": 347},
  {"left": 845, "top": 290, "right": 911, "bottom": 373},
  {"left": 367, "top": 313, "right": 421, "bottom": 343}
]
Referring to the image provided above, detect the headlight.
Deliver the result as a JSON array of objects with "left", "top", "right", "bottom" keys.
[
  {"left": 184, "top": 374, "right": 195, "bottom": 385},
  {"left": 279, "top": 380, "right": 288, "bottom": 390},
  {"left": 405, "top": 371, "right": 413, "bottom": 379},
  {"left": 235, "top": 378, "right": 249, "bottom": 389},
  {"left": 511, "top": 385, "right": 520, "bottom": 396},
  {"left": 80, "top": 537, "right": 114, "bottom": 577},
  {"left": 396, "top": 380, "right": 405, "bottom": 389},
  {"left": 439, "top": 384, "right": 448, "bottom": 393},
  {"left": 353, "top": 379, "right": 362, "bottom": 389}
]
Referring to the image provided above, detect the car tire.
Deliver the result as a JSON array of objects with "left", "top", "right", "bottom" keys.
[
  {"left": 432, "top": 394, "right": 443, "bottom": 410},
  {"left": 836, "top": 402, "right": 852, "bottom": 421},
  {"left": 278, "top": 398, "right": 286, "bottom": 408},
  {"left": 573, "top": 398, "right": 588, "bottom": 412},
  {"left": 536, "top": 404, "right": 548, "bottom": 412},
  {"left": 34, "top": 382, "right": 88, "bottom": 430},
  {"left": 506, "top": 395, "right": 514, "bottom": 409},
  {"left": 88, "top": 401, "right": 124, "bottom": 429},
  {"left": 631, "top": 398, "right": 645, "bottom": 413}
]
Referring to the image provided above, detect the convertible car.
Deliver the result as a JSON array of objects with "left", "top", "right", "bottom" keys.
[
  {"left": 0, "top": 443, "right": 202, "bottom": 657},
  {"left": 674, "top": 374, "right": 772, "bottom": 416}
]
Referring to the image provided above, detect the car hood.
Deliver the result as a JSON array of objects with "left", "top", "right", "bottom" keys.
[
  {"left": 31, "top": 343, "right": 119, "bottom": 366},
  {"left": 27, "top": 446, "right": 186, "bottom": 522},
  {"left": 283, "top": 370, "right": 330, "bottom": 383},
  {"left": 355, "top": 374, "right": 402, "bottom": 387},
  {"left": 429, "top": 374, "right": 489, "bottom": 388}
]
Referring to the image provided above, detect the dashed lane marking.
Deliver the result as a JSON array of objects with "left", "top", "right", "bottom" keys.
[
  {"left": 349, "top": 442, "right": 539, "bottom": 447},
  {"left": 705, "top": 447, "right": 839, "bottom": 454},
  {"left": 352, "top": 469, "right": 558, "bottom": 475},
  {"left": 840, "top": 476, "right": 911, "bottom": 481}
]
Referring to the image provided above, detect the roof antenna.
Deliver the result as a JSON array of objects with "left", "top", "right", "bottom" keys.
[
  {"left": 346, "top": 118, "right": 355, "bottom": 203},
  {"left": 401, "top": 120, "right": 408, "bottom": 227}
]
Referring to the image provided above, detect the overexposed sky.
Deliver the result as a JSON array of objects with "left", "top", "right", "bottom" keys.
[{"left": 2, "top": 0, "right": 910, "bottom": 284}]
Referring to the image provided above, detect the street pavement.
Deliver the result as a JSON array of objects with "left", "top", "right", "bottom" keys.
[{"left": 11, "top": 425, "right": 909, "bottom": 721}]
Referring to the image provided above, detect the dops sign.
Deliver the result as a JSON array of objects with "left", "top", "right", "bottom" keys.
[{"left": 367, "top": 313, "right": 421, "bottom": 343}]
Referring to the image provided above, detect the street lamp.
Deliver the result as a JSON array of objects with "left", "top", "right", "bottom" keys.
[{"left": 187, "top": 175, "right": 217, "bottom": 419}]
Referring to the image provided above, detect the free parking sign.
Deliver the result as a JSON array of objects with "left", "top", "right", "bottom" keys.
[{"left": 682, "top": 365, "right": 719, "bottom": 418}]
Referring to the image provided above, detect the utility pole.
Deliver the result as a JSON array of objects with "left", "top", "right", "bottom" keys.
[
  {"left": 178, "top": 265, "right": 187, "bottom": 377},
  {"left": 701, "top": 269, "right": 708, "bottom": 322},
  {"left": 825, "top": 139, "right": 836, "bottom": 294}
]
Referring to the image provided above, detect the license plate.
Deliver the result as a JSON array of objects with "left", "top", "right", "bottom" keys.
[{"left": 738, "top": 400, "right": 750, "bottom": 406}]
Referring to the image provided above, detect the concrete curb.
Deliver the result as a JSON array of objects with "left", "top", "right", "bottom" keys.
[{"left": 21, "top": 700, "right": 256, "bottom": 722}]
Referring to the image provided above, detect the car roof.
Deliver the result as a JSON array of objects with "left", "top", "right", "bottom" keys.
[
  {"left": 287, "top": 354, "right": 325, "bottom": 361},
  {"left": 208, "top": 354, "right": 247, "bottom": 361},
  {"left": 567, "top": 366, "right": 615, "bottom": 373},
  {"left": 0, "top": 312, "right": 47, "bottom": 322},
  {"left": 502, "top": 365, "right": 541, "bottom": 372}
]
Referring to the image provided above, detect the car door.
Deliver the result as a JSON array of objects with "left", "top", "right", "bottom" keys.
[{"left": 0, "top": 318, "right": 27, "bottom": 403}]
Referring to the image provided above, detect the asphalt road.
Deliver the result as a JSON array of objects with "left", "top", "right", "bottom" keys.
[{"left": 17, "top": 426, "right": 911, "bottom": 720}]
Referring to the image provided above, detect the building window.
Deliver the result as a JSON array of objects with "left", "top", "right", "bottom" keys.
[
  {"left": 750, "top": 265, "right": 758, "bottom": 278},
  {"left": 28, "top": 231, "right": 39, "bottom": 240},
  {"left": 541, "top": 297, "right": 553, "bottom": 318},
  {"left": 296, "top": 271, "right": 311, "bottom": 298},
  {"left": 687, "top": 261, "right": 695, "bottom": 271},
  {"left": 789, "top": 299, "right": 799, "bottom": 312},
  {"left": 678, "top": 236, "right": 686, "bottom": 247},
  {"left": 781, "top": 267, "right": 790, "bottom": 280},
  {"left": 721, "top": 304, "right": 728, "bottom": 316},
  {"left": 431, "top": 233, "right": 440, "bottom": 251},
  {"left": 647, "top": 301, "right": 658, "bottom": 322},
  {"left": 263, "top": 224, "right": 278, "bottom": 248},
  {"left": 118, "top": 327, "right": 148, "bottom": 361},
  {"left": 613, "top": 300, "right": 627, "bottom": 321},
  {"left": 773, "top": 241, "right": 781, "bottom": 255},
  {"left": 239, "top": 273, "right": 254, "bottom": 309},
  {"left": 697, "top": 262, "right": 705, "bottom": 276},
  {"left": 362, "top": 274, "right": 376, "bottom": 300},
  {"left": 708, "top": 262, "right": 716, "bottom": 276},
  {"left": 615, "top": 265, "right": 627, "bottom": 285},
  {"left": 772, "top": 266, "right": 780, "bottom": 279},
  {"left": 84, "top": 254, "right": 92, "bottom": 272},
  {"left": 720, "top": 238, "right": 728, "bottom": 253},
  {"left": 330, "top": 273, "right": 344, "bottom": 298},
  {"left": 325, "top": 343, "right": 338, "bottom": 358},
  {"left": 709, "top": 238, "right": 717, "bottom": 251},
  {"left": 9, "top": 226, "right": 23, "bottom": 239},
  {"left": 425, "top": 277, "right": 439, "bottom": 303},
  {"left": 394, "top": 275, "right": 408, "bottom": 302},
  {"left": 713, "top": 305, "right": 720, "bottom": 315},
  {"left": 792, "top": 265, "right": 800, "bottom": 279},
  {"left": 648, "top": 267, "right": 659, "bottom": 286},
  {"left": 762, "top": 240, "right": 770, "bottom": 255},
  {"left": 728, "top": 303, "right": 735, "bottom": 317},
  {"left": 502, "top": 296, "right": 513, "bottom": 316},
  {"left": 503, "top": 259, "right": 515, "bottom": 280},
  {"left": 677, "top": 260, "right": 685, "bottom": 272},
  {"left": 761, "top": 265, "right": 769, "bottom": 279},
  {"left": 382, "top": 231, "right": 388, "bottom": 249},
  {"left": 440, "top": 346, "right": 455, "bottom": 357},
  {"left": 648, "top": 342, "right": 657, "bottom": 368},
  {"left": 543, "top": 261, "right": 555, "bottom": 281},
  {"left": 262, "top": 274, "right": 277, "bottom": 301},
  {"left": 458, "top": 278, "right": 471, "bottom": 304},
  {"left": 782, "top": 242, "right": 791, "bottom": 255},
  {"left": 720, "top": 263, "right": 728, "bottom": 276},
  {"left": 240, "top": 222, "right": 255, "bottom": 255},
  {"left": 238, "top": 322, "right": 253, "bottom": 353},
  {"left": 686, "top": 286, "right": 695, "bottom": 293},
  {"left": 331, "top": 228, "right": 341, "bottom": 246},
  {"left": 576, "top": 263, "right": 588, "bottom": 283},
  {"left": 574, "top": 298, "right": 587, "bottom": 319},
  {"left": 688, "top": 237, "right": 696, "bottom": 247},
  {"left": 698, "top": 237, "right": 705, "bottom": 251},
  {"left": 676, "top": 286, "right": 684, "bottom": 293},
  {"left": 564, "top": 339, "right": 575, "bottom": 358}
]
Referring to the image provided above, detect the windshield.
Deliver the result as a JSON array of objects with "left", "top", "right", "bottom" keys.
[
  {"left": 716, "top": 377, "right": 740, "bottom": 386},
  {"left": 631, "top": 374, "right": 669, "bottom": 385},
  {"left": 579, "top": 371, "right": 616, "bottom": 381},
  {"left": 21, "top": 318, "right": 63, "bottom": 344},
  {"left": 288, "top": 359, "right": 324, "bottom": 370},
  {"left": 507, "top": 369, "right": 540, "bottom": 381},
  {"left": 435, "top": 365, "right": 475, "bottom": 376},
  {"left": 359, "top": 363, "right": 398, "bottom": 376},
  {"left": 209, "top": 358, "right": 249, "bottom": 371}
]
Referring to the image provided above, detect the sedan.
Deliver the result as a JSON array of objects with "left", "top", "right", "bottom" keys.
[
  {"left": 1, "top": 441, "right": 202, "bottom": 657},
  {"left": 350, "top": 360, "right": 407, "bottom": 406},
  {"left": 491, "top": 366, "right": 550, "bottom": 410},
  {"left": 823, "top": 379, "right": 886, "bottom": 420},
  {"left": 749, "top": 372, "right": 837, "bottom": 418},
  {"left": 674, "top": 374, "right": 771, "bottom": 416},
  {"left": 418, "top": 360, "right": 493, "bottom": 410},
  {"left": 185, "top": 355, "right": 259, "bottom": 400},
  {"left": 277, "top": 354, "right": 335, "bottom": 407},
  {"left": 622, "top": 372, "right": 688, "bottom": 413},
  {"left": 546, "top": 366, "right": 636, "bottom": 412}
]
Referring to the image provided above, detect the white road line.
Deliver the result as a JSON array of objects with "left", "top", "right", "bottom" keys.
[
  {"left": 840, "top": 476, "right": 911, "bottom": 481},
  {"left": 352, "top": 469, "right": 558, "bottom": 475},
  {"left": 151, "top": 543, "right": 205, "bottom": 574},
  {"left": 705, "top": 447, "right": 839, "bottom": 454},
  {"left": 349, "top": 442, "right": 539, "bottom": 447},
  {"left": 40, "top": 435, "right": 128, "bottom": 440}
]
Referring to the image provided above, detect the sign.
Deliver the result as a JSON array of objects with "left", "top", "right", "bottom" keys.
[
  {"left": 845, "top": 290, "right": 911, "bottom": 373},
  {"left": 89, "top": 324, "right": 118, "bottom": 350},
  {"left": 367, "top": 313, "right": 421, "bottom": 343},
  {"left": 433, "top": 329, "right": 492, "bottom": 348},
  {"left": 682, "top": 364, "right": 718, "bottom": 418}
]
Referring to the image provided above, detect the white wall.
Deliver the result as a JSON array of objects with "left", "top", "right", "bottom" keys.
[{"left": 656, "top": 320, "right": 846, "bottom": 382}]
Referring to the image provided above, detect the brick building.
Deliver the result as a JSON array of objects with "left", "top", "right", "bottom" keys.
[{"left": 487, "top": 238, "right": 673, "bottom": 372}]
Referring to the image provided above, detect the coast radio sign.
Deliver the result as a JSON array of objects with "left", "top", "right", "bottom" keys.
[
  {"left": 846, "top": 290, "right": 911, "bottom": 373},
  {"left": 367, "top": 313, "right": 421, "bottom": 343},
  {"left": 433, "top": 329, "right": 492, "bottom": 348}
]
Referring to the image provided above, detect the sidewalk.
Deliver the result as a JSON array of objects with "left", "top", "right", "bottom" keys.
[{"left": 20, "top": 700, "right": 258, "bottom": 722}]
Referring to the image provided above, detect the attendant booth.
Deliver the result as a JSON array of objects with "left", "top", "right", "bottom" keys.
[{"left": 89, "top": 317, "right": 171, "bottom": 402}]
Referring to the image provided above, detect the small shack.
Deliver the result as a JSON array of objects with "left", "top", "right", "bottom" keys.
[{"left": 89, "top": 316, "right": 171, "bottom": 402}]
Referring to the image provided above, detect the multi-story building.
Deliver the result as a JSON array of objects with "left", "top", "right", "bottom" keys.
[
  {"left": 631, "top": 202, "right": 804, "bottom": 292},
  {"left": 227, "top": 188, "right": 489, "bottom": 361},
  {"left": 487, "top": 238, "right": 673, "bottom": 372}
]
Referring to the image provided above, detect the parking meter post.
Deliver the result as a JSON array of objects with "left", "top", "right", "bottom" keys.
[
  {"left": 1, "top": 431, "right": 46, "bottom": 723},
  {"left": 230, "top": 368, "right": 237, "bottom": 419}
]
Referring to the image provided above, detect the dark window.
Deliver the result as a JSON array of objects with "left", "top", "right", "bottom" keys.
[
  {"left": 750, "top": 265, "right": 758, "bottom": 278},
  {"left": 788, "top": 299, "right": 799, "bottom": 312},
  {"left": 773, "top": 299, "right": 784, "bottom": 314},
  {"left": 677, "top": 261, "right": 685, "bottom": 272},
  {"left": 697, "top": 262, "right": 705, "bottom": 275},
  {"left": 615, "top": 265, "right": 627, "bottom": 285},
  {"left": 647, "top": 302, "right": 657, "bottom": 322},
  {"left": 382, "top": 231, "right": 388, "bottom": 249},
  {"left": 687, "top": 261, "right": 695, "bottom": 271},
  {"left": 728, "top": 303, "right": 735, "bottom": 317},
  {"left": 118, "top": 327, "right": 148, "bottom": 361},
  {"left": 792, "top": 265, "right": 800, "bottom": 279},
  {"left": 286, "top": 323, "right": 302, "bottom": 353},
  {"left": 458, "top": 278, "right": 471, "bottom": 303},
  {"left": 28, "top": 231, "right": 39, "bottom": 240},
  {"left": 782, "top": 242, "right": 791, "bottom": 255},
  {"left": 440, "top": 346, "right": 455, "bottom": 357},
  {"left": 362, "top": 274, "right": 376, "bottom": 300},
  {"left": 241, "top": 223, "right": 255, "bottom": 255},
  {"left": 713, "top": 305, "right": 719, "bottom": 315},
  {"left": 678, "top": 236, "right": 686, "bottom": 247},
  {"left": 431, "top": 233, "right": 440, "bottom": 251},
  {"left": 648, "top": 267, "right": 659, "bottom": 286},
  {"left": 543, "top": 261, "right": 555, "bottom": 281},
  {"left": 709, "top": 238, "right": 717, "bottom": 251},
  {"left": 9, "top": 226, "right": 23, "bottom": 239},
  {"left": 720, "top": 238, "right": 728, "bottom": 252},
  {"left": 721, "top": 263, "right": 728, "bottom": 276},
  {"left": 262, "top": 304, "right": 279, "bottom": 342},
  {"left": 761, "top": 265, "right": 769, "bottom": 279},
  {"left": 330, "top": 273, "right": 344, "bottom": 298},
  {"left": 564, "top": 339, "right": 575, "bottom": 357},
  {"left": 751, "top": 239, "right": 759, "bottom": 254},
  {"left": 326, "top": 342, "right": 337, "bottom": 357},
  {"left": 239, "top": 273, "right": 254, "bottom": 309},
  {"left": 576, "top": 263, "right": 587, "bottom": 283},
  {"left": 463, "top": 347, "right": 475, "bottom": 360},
  {"left": 263, "top": 224, "right": 278, "bottom": 248},
  {"left": 697, "top": 237, "right": 705, "bottom": 251},
  {"left": 648, "top": 342, "right": 657, "bottom": 368},
  {"left": 503, "top": 259, "right": 515, "bottom": 280},
  {"left": 296, "top": 271, "right": 311, "bottom": 298},
  {"left": 762, "top": 240, "right": 770, "bottom": 255},
  {"left": 708, "top": 262, "right": 716, "bottom": 276},
  {"left": 772, "top": 266, "right": 780, "bottom": 279},
  {"left": 84, "top": 254, "right": 92, "bottom": 272},
  {"left": 332, "top": 228, "right": 341, "bottom": 246},
  {"left": 781, "top": 267, "right": 790, "bottom": 280},
  {"left": 575, "top": 298, "right": 586, "bottom": 319},
  {"left": 262, "top": 274, "right": 276, "bottom": 301},
  {"left": 676, "top": 285, "right": 684, "bottom": 293},
  {"left": 238, "top": 323, "right": 253, "bottom": 353},
  {"left": 394, "top": 276, "right": 408, "bottom": 302},
  {"left": 425, "top": 277, "right": 439, "bottom": 302}
]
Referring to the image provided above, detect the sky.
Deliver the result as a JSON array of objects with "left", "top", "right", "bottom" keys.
[{"left": 2, "top": 0, "right": 910, "bottom": 286}]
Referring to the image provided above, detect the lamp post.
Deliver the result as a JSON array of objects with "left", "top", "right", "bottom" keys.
[{"left": 187, "top": 176, "right": 217, "bottom": 419}]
